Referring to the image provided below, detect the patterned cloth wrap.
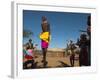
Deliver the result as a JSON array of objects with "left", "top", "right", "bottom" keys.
[{"left": 23, "top": 49, "right": 34, "bottom": 59}]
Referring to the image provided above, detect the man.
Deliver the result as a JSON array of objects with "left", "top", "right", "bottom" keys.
[
  {"left": 87, "top": 15, "right": 91, "bottom": 66},
  {"left": 79, "top": 34, "right": 88, "bottom": 66},
  {"left": 40, "top": 16, "right": 51, "bottom": 67}
]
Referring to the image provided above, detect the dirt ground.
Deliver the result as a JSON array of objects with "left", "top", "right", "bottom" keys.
[{"left": 34, "top": 53, "right": 79, "bottom": 68}]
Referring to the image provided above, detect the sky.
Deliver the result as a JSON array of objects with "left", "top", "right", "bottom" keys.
[{"left": 23, "top": 10, "right": 90, "bottom": 49}]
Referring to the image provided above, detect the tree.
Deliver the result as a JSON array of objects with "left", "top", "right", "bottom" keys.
[{"left": 23, "top": 29, "right": 33, "bottom": 38}]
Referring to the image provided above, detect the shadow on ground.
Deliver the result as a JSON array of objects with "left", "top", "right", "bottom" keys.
[
  {"left": 23, "top": 60, "right": 71, "bottom": 69},
  {"left": 56, "top": 60, "right": 71, "bottom": 67}
]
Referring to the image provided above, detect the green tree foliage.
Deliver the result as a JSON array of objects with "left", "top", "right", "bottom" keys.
[{"left": 23, "top": 29, "right": 33, "bottom": 38}]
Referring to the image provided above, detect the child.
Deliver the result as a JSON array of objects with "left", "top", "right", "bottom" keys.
[{"left": 69, "top": 40, "right": 75, "bottom": 67}]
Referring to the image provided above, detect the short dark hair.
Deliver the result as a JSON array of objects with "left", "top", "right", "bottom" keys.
[
  {"left": 42, "top": 16, "right": 47, "bottom": 21},
  {"left": 29, "top": 39, "right": 32, "bottom": 42}
]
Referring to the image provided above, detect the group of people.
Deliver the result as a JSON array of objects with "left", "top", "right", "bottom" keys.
[
  {"left": 39, "top": 15, "right": 91, "bottom": 67},
  {"left": 68, "top": 16, "right": 91, "bottom": 67},
  {"left": 23, "top": 15, "right": 91, "bottom": 68},
  {"left": 23, "top": 16, "right": 50, "bottom": 68},
  {"left": 78, "top": 15, "right": 91, "bottom": 66}
]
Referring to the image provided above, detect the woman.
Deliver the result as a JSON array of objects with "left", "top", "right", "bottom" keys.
[
  {"left": 23, "top": 46, "right": 35, "bottom": 69},
  {"left": 40, "top": 16, "right": 51, "bottom": 67}
]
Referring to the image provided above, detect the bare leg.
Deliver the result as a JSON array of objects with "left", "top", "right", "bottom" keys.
[
  {"left": 70, "top": 55, "right": 74, "bottom": 67},
  {"left": 70, "top": 50, "right": 75, "bottom": 67},
  {"left": 42, "top": 48, "right": 47, "bottom": 67}
]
